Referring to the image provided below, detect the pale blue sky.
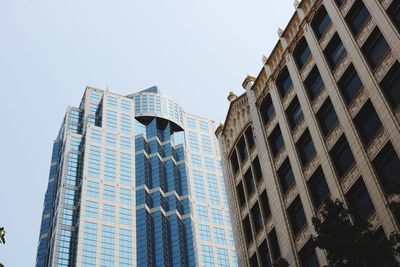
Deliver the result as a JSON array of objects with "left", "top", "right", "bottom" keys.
[{"left": 0, "top": 0, "right": 293, "bottom": 265}]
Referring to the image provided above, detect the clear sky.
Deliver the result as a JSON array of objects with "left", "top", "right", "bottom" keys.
[{"left": 0, "top": 0, "right": 293, "bottom": 265}]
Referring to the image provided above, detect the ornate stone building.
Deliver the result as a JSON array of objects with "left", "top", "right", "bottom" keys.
[{"left": 216, "top": 0, "right": 400, "bottom": 266}]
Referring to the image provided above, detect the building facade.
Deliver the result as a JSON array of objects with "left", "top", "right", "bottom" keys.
[
  {"left": 216, "top": 0, "right": 400, "bottom": 266},
  {"left": 35, "top": 86, "right": 237, "bottom": 267}
]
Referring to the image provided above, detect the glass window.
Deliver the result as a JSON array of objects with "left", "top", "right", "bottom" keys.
[
  {"left": 346, "top": 0, "right": 370, "bottom": 36},
  {"left": 362, "top": 27, "right": 390, "bottom": 70},
  {"left": 268, "top": 126, "right": 284, "bottom": 157},
  {"left": 286, "top": 97, "right": 304, "bottom": 130},
  {"left": 251, "top": 203, "right": 263, "bottom": 232},
  {"left": 278, "top": 158, "right": 295, "bottom": 194},
  {"left": 245, "top": 127, "right": 255, "bottom": 150},
  {"left": 197, "top": 205, "right": 208, "bottom": 222},
  {"left": 312, "top": 6, "right": 331, "bottom": 39},
  {"left": 214, "top": 227, "right": 226, "bottom": 244},
  {"left": 212, "top": 208, "right": 223, "bottom": 224},
  {"left": 250, "top": 254, "right": 258, "bottom": 267},
  {"left": 346, "top": 177, "right": 375, "bottom": 219},
  {"left": 335, "top": 0, "right": 346, "bottom": 7},
  {"left": 294, "top": 37, "right": 312, "bottom": 69},
  {"left": 258, "top": 240, "right": 273, "bottom": 267},
  {"left": 237, "top": 136, "right": 248, "bottom": 162},
  {"left": 269, "top": 229, "right": 281, "bottom": 261},
  {"left": 237, "top": 181, "right": 246, "bottom": 207},
  {"left": 296, "top": 130, "right": 316, "bottom": 167},
  {"left": 388, "top": 0, "right": 400, "bottom": 31},
  {"left": 337, "top": 64, "right": 363, "bottom": 104},
  {"left": 354, "top": 100, "right": 383, "bottom": 145},
  {"left": 330, "top": 135, "right": 355, "bottom": 178},
  {"left": 288, "top": 197, "right": 307, "bottom": 235},
  {"left": 252, "top": 156, "right": 263, "bottom": 183},
  {"left": 216, "top": 248, "right": 230, "bottom": 267},
  {"left": 304, "top": 66, "right": 324, "bottom": 101},
  {"left": 380, "top": 61, "right": 400, "bottom": 109},
  {"left": 307, "top": 167, "right": 330, "bottom": 208},
  {"left": 244, "top": 168, "right": 256, "bottom": 196},
  {"left": 201, "top": 245, "right": 214, "bottom": 266},
  {"left": 373, "top": 142, "right": 400, "bottom": 195},
  {"left": 199, "top": 224, "right": 211, "bottom": 241},
  {"left": 243, "top": 216, "right": 253, "bottom": 243},
  {"left": 230, "top": 150, "right": 240, "bottom": 174},
  {"left": 276, "top": 67, "right": 293, "bottom": 97},
  {"left": 299, "top": 241, "right": 321, "bottom": 267},
  {"left": 259, "top": 95, "right": 275, "bottom": 125},
  {"left": 260, "top": 190, "right": 271, "bottom": 219},
  {"left": 317, "top": 98, "right": 338, "bottom": 136},
  {"left": 324, "top": 33, "right": 347, "bottom": 69}
]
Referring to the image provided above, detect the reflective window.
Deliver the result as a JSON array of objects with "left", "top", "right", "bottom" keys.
[
  {"left": 330, "top": 135, "right": 355, "bottom": 178},
  {"left": 312, "top": 6, "right": 331, "bottom": 39},
  {"left": 324, "top": 33, "right": 347, "bottom": 69},
  {"left": 252, "top": 156, "right": 263, "bottom": 183},
  {"left": 288, "top": 197, "right": 307, "bottom": 235},
  {"left": 380, "top": 61, "right": 400, "bottom": 109},
  {"left": 362, "top": 27, "right": 390, "bottom": 69},
  {"left": 317, "top": 98, "right": 338, "bottom": 136},
  {"left": 354, "top": 100, "right": 383, "bottom": 145},
  {"left": 245, "top": 127, "right": 255, "bottom": 150},
  {"left": 294, "top": 37, "right": 312, "bottom": 69},
  {"left": 338, "top": 64, "right": 363, "bottom": 104},
  {"left": 373, "top": 142, "right": 400, "bottom": 195},
  {"left": 269, "top": 126, "right": 284, "bottom": 157},
  {"left": 388, "top": 0, "right": 400, "bottom": 31},
  {"left": 243, "top": 216, "right": 253, "bottom": 243},
  {"left": 286, "top": 97, "right": 304, "bottom": 130},
  {"left": 259, "top": 95, "right": 275, "bottom": 125},
  {"left": 307, "top": 167, "right": 330, "bottom": 208},
  {"left": 299, "top": 241, "right": 320, "bottom": 267},
  {"left": 237, "top": 181, "right": 246, "bottom": 207},
  {"left": 296, "top": 130, "right": 316, "bottom": 167},
  {"left": 276, "top": 67, "right": 293, "bottom": 97},
  {"left": 304, "top": 66, "right": 324, "bottom": 101},
  {"left": 278, "top": 158, "right": 295, "bottom": 194},
  {"left": 346, "top": 0, "right": 370, "bottom": 35},
  {"left": 269, "top": 229, "right": 281, "bottom": 261},
  {"left": 244, "top": 168, "right": 256, "bottom": 196},
  {"left": 251, "top": 203, "right": 263, "bottom": 232},
  {"left": 230, "top": 150, "right": 240, "bottom": 174},
  {"left": 237, "top": 136, "right": 248, "bottom": 162},
  {"left": 260, "top": 190, "right": 271, "bottom": 219},
  {"left": 346, "top": 177, "right": 375, "bottom": 219},
  {"left": 258, "top": 240, "right": 273, "bottom": 267}
]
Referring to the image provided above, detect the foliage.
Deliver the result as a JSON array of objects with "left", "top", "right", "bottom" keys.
[
  {"left": 312, "top": 199, "right": 400, "bottom": 267},
  {"left": 0, "top": 227, "right": 4, "bottom": 267}
]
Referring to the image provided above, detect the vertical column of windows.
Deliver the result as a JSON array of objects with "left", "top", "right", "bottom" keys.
[
  {"left": 106, "top": 111, "right": 117, "bottom": 131},
  {"left": 107, "top": 96, "right": 118, "bottom": 109},
  {"left": 120, "top": 114, "right": 131, "bottom": 134},
  {"left": 119, "top": 188, "right": 132, "bottom": 205},
  {"left": 85, "top": 201, "right": 98, "bottom": 219},
  {"left": 82, "top": 222, "right": 97, "bottom": 266},
  {"left": 104, "top": 150, "right": 116, "bottom": 182},
  {"left": 188, "top": 132, "right": 199, "bottom": 151},
  {"left": 106, "top": 133, "right": 117, "bottom": 147},
  {"left": 121, "top": 99, "right": 131, "bottom": 113},
  {"left": 66, "top": 153, "right": 80, "bottom": 185},
  {"left": 193, "top": 170, "right": 206, "bottom": 202},
  {"left": 214, "top": 227, "right": 226, "bottom": 244},
  {"left": 211, "top": 208, "right": 223, "bottom": 224},
  {"left": 216, "top": 248, "right": 230, "bottom": 267},
  {"left": 57, "top": 230, "right": 72, "bottom": 266},
  {"left": 201, "top": 135, "right": 212, "bottom": 154},
  {"left": 120, "top": 153, "right": 132, "bottom": 186},
  {"left": 207, "top": 173, "right": 220, "bottom": 205},
  {"left": 120, "top": 136, "right": 131, "bottom": 150},
  {"left": 87, "top": 181, "right": 99, "bottom": 198},
  {"left": 88, "top": 146, "right": 101, "bottom": 178},
  {"left": 103, "top": 204, "right": 115, "bottom": 222},
  {"left": 101, "top": 225, "right": 115, "bottom": 267},
  {"left": 119, "top": 229, "right": 132, "bottom": 267},
  {"left": 120, "top": 208, "right": 132, "bottom": 225}
]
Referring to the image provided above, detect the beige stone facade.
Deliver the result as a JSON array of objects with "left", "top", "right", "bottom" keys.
[{"left": 216, "top": 0, "right": 400, "bottom": 266}]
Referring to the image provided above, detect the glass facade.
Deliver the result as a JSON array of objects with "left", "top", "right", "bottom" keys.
[{"left": 35, "top": 86, "right": 236, "bottom": 266}]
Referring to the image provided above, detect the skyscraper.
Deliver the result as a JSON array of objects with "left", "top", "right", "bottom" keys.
[
  {"left": 35, "top": 86, "right": 237, "bottom": 266},
  {"left": 216, "top": 0, "right": 400, "bottom": 266}
]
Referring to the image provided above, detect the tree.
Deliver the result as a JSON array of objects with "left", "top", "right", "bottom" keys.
[
  {"left": 311, "top": 199, "right": 400, "bottom": 267},
  {"left": 0, "top": 227, "right": 4, "bottom": 267}
]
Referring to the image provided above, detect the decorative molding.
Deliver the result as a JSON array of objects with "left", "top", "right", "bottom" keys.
[
  {"left": 241, "top": 205, "right": 249, "bottom": 220},
  {"left": 295, "top": 225, "right": 311, "bottom": 250},
  {"left": 293, "top": 118, "right": 307, "bottom": 142},
  {"left": 381, "top": 0, "right": 393, "bottom": 10},
  {"left": 374, "top": 51, "right": 396, "bottom": 82},
  {"left": 304, "top": 155, "right": 320, "bottom": 180},
  {"left": 341, "top": 0, "right": 356, "bottom": 16},
  {"left": 265, "top": 115, "right": 278, "bottom": 136},
  {"left": 274, "top": 148, "right": 287, "bottom": 169},
  {"left": 320, "top": 23, "right": 335, "bottom": 50},
  {"left": 325, "top": 124, "right": 342, "bottom": 150},
  {"left": 300, "top": 58, "right": 315, "bottom": 81},
  {"left": 312, "top": 87, "right": 328, "bottom": 114},
  {"left": 349, "top": 89, "right": 368, "bottom": 118},
  {"left": 266, "top": 216, "right": 274, "bottom": 232},
  {"left": 283, "top": 86, "right": 297, "bottom": 110},
  {"left": 356, "top": 18, "right": 375, "bottom": 47},
  {"left": 248, "top": 240, "right": 256, "bottom": 256},
  {"left": 396, "top": 108, "right": 400, "bottom": 122},
  {"left": 340, "top": 165, "right": 360, "bottom": 193},
  {"left": 256, "top": 229, "right": 266, "bottom": 246},
  {"left": 284, "top": 184, "right": 298, "bottom": 208},
  {"left": 368, "top": 211, "right": 380, "bottom": 228},
  {"left": 334, "top": 54, "right": 351, "bottom": 82},
  {"left": 367, "top": 129, "right": 388, "bottom": 160}
]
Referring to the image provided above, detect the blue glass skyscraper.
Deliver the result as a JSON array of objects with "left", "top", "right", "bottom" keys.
[{"left": 35, "top": 86, "right": 237, "bottom": 266}]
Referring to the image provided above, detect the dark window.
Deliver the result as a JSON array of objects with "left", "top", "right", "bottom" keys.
[
  {"left": 354, "top": 100, "right": 383, "bottom": 145},
  {"left": 278, "top": 158, "right": 296, "bottom": 194},
  {"left": 237, "top": 136, "right": 248, "bottom": 162},
  {"left": 260, "top": 95, "right": 275, "bottom": 126},
  {"left": 250, "top": 254, "right": 258, "bottom": 267},
  {"left": 337, "top": 64, "right": 363, "bottom": 104},
  {"left": 308, "top": 167, "right": 330, "bottom": 208},
  {"left": 237, "top": 182, "right": 246, "bottom": 207},
  {"left": 259, "top": 240, "right": 273, "bottom": 267},
  {"left": 346, "top": 177, "right": 375, "bottom": 220},
  {"left": 373, "top": 142, "right": 400, "bottom": 195},
  {"left": 251, "top": 203, "right": 263, "bottom": 232},
  {"left": 296, "top": 130, "right": 316, "bottom": 167},
  {"left": 230, "top": 150, "right": 239, "bottom": 174},
  {"left": 304, "top": 66, "right": 324, "bottom": 101},
  {"left": 345, "top": 0, "right": 370, "bottom": 36},
  {"left": 245, "top": 127, "right": 255, "bottom": 150},
  {"left": 244, "top": 168, "right": 256, "bottom": 196},
  {"left": 312, "top": 6, "right": 331, "bottom": 39},
  {"left": 269, "top": 229, "right": 281, "bottom": 261},
  {"left": 288, "top": 197, "right": 307, "bottom": 235},
  {"left": 388, "top": 0, "right": 400, "bottom": 31},
  {"left": 260, "top": 190, "right": 271, "bottom": 219},
  {"left": 286, "top": 97, "right": 304, "bottom": 130},
  {"left": 324, "top": 33, "right": 347, "bottom": 69},
  {"left": 380, "top": 61, "right": 400, "bottom": 109},
  {"left": 244, "top": 216, "right": 253, "bottom": 244},
  {"left": 299, "top": 241, "right": 320, "bottom": 267},
  {"left": 335, "top": 0, "right": 346, "bottom": 7},
  {"left": 269, "top": 126, "right": 284, "bottom": 157},
  {"left": 276, "top": 67, "right": 293, "bottom": 97},
  {"left": 330, "top": 135, "right": 355, "bottom": 178},
  {"left": 362, "top": 27, "right": 390, "bottom": 69},
  {"left": 252, "top": 156, "right": 263, "bottom": 183},
  {"left": 317, "top": 98, "right": 338, "bottom": 136},
  {"left": 294, "top": 37, "right": 312, "bottom": 69}
]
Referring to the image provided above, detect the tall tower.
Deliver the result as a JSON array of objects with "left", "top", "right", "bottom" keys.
[
  {"left": 216, "top": 0, "right": 400, "bottom": 266},
  {"left": 35, "top": 86, "right": 237, "bottom": 266}
]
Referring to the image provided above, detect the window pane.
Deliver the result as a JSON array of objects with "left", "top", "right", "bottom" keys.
[
  {"left": 330, "top": 135, "right": 355, "bottom": 178},
  {"left": 251, "top": 203, "right": 263, "bottom": 232},
  {"left": 354, "top": 100, "right": 382, "bottom": 145},
  {"left": 244, "top": 168, "right": 256, "bottom": 196},
  {"left": 317, "top": 98, "right": 338, "bottom": 136},
  {"left": 299, "top": 241, "right": 320, "bottom": 267},
  {"left": 388, "top": 0, "right": 400, "bottom": 31},
  {"left": 237, "top": 182, "right": 246, "bottom": 207},
  {"left": 380, "top": 61, "right": 400, "bottom": 109},
  {"left": 245, "top": 127, "right": 255, "bottom": 150},
  {"left": 252, "top": 156, "right": 263, "bottom": 183},
  {"left": 346, "top": 177, "right": 375, "bottom": 220},
  {"left": 337, "top": 64, "right": 363, "bottom": 104},
  {"left": 304, "top": 66, "right": 324, "bottom": 100},
  {"left": 294, "top": 37, "right": 312, "bottom": 69},
  {"left": 260, "top": 95, "right": 275, "bottom": 125},
  {"left": 296, "top": 130, "right": 316, "bottom": 167},
  {"left": 362, "top": 27, "right": 390, "bottom": 69},
  {"left": 278, "top": 158, "right": 295, "bottom": 194},
  {"left": 324, "top": 33, "right": 347, "bottom": 69},
  {"left": 288, "top": 197, "right": 307, "bottom": 235},
  {"left": 312, "top": 6, "right": 331, "bottom": 39},
  {"left": 308, "top": 167, "right": 330, "bottom": 208},
  {"left": 237, "top": 136, "right": 248, "bottom": 162},
  {"left": 346, "top": 0, "right": 370, "bottom": 36},
  {"left": 286, "top": 97, "right": 304, "bottom": 130},
  {"left": 269, "top": 126, "right": 284, "bottom": 157},
  {"left": 373, "top": 142, "right": 400, "bottom": 195},
  {"left": 276, "top": 67, "right": 293, "bottom": 97},
  {"left": 230, "top": 150, "right": 240, "bottom": 174}
]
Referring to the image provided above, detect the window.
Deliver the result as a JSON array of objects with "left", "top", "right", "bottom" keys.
[
  {"left": 214, "top": 227, "right": 226, "bottom": 244},
  {"left": 237, "top": 182, "right": 246, "bottom": 207},
  {"left": 251, "top": 203, "right": 263, "bottom": 232},
  {"left": 324, "top": 33, "right": 347, "bottom": 69},
  {"left": 304, "top": 66, "right": 324, "bottom": 101},
  {"left": 307, "top": 167, "right": 330, "bottom": 208},
  {"left": 294, "top": 37, "right": 312, "bottom": 69},
  {"left": 330, "top": 135, "right": 355, "bottom": 178},
  {"left": 346, "top": 0, "right": 370, "bottom": 36},
  {"left": 250, "top": 254, "right": 258, "bottom": 267},
  {"left": 278, "top": 158, "right": 295, "bottom": 194},
  {"left": 380, "top": 61, "right": 400, "bottom": 109},
  {"left": 258, "top": 240, "right": 273, "bottom": 267},
  {"left": 245, "top": 127, "right": 255, "bottom": 150},
  {"left": 337, "top": 64, "right": 363, "bottom": 104},
  {"left": 212, "top": 208, "right": 223, "bottom": 224},
  {"left": 260, "top": 190, "right": 271, "bottom": 219},
  {"left": 237, "top": 136, "right": 248, "bottom": 162},
  {"left": 230, "top": 150, "right": 240, "bottom": 174},
  {"left": 197, "top": 206, "right": 208, "bottom": 221},
  {"left": 317, "top": 98, "right": 338, "bottom": 136},
  {"left": 296, "top": 130, "right": 316, "bottom": 167},
  {"left": 354, "top": 100, "right": 383, "bottom": 145},
  {"left": 269, "top": 126, "right": 284, "bottom": 157},
  {"left": 362, "top": 27, "right": 390, "bottom": 69},
  {"left": 312, "top": 6, "right": 331, "bottom": 39},
  {"left": 276, "top": 67, "right": 293, "bottom": 97},
  {"left": 243, "top": 216, "right": 253, "bottom": 243},
  {"left": 269, "top": 229, "right": 281, "bottom": 261},
  {"left": 388, "top": 0, "right": 400, "bottom": 31},
  {"left": 346, "top": 177, "right": 375, "bottom": 219},
  {"left": 286, "top": 97, "right": 304, "bottom": 130},
  {"left": 244, "top": 168, "right": 256, "bottom": 196},
  {"left": 373, "top": 142, "right": 400, "bottom": 195},
  {"left": 335, "top": 0, "right": 346, "bottom": 7},
  {"left": 260, "top": 95, "right": 275, "bottom": 125},
  {"left": 299, "top": 241, "right": 320, "bottom": 267},
  {"left": 252, "top": 156, "right": 263, "bottom": 183},
  {"left": 288, "top": 197, "right": 307, "bottom": 235}
]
